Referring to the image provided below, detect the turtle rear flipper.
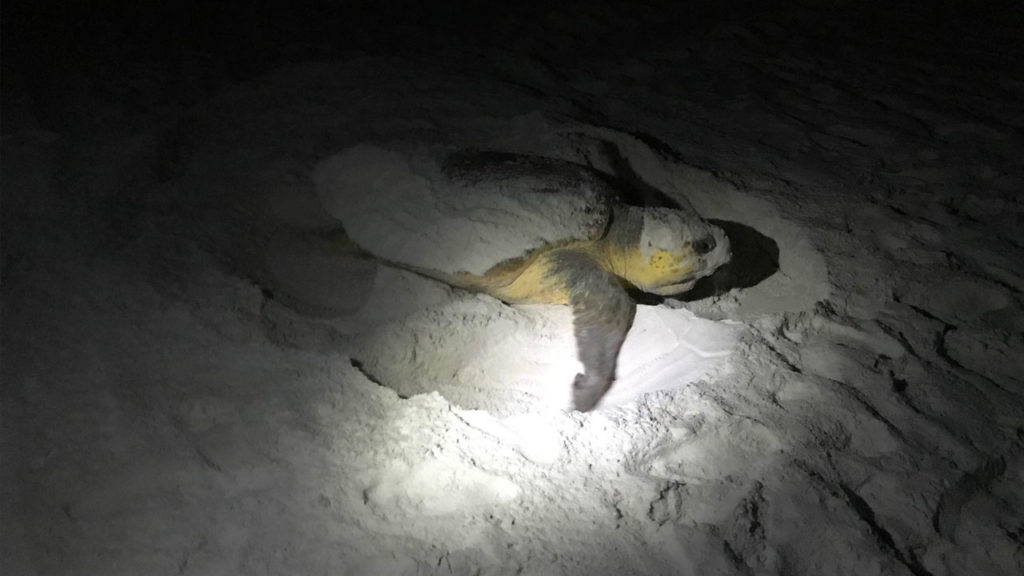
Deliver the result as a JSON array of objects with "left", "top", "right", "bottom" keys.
[{"left": 554, "top": 251, "right": 636, "bottom": 411}]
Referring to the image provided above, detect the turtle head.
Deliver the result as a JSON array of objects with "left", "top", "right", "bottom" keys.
[{"left": 612, "top": 207, "right": 731, "bottom": 296}]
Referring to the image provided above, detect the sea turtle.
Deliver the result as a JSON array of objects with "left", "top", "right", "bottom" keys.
[{"left": 313, "top": 144, "right": 731, "bottom": 411}]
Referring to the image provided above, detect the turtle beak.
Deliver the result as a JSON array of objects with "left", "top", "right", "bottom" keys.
[{"left": 647, "top": 279, "right": 697, "bottom": 296}]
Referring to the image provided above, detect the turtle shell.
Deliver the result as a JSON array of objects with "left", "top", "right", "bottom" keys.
[{"left": 313, "top": 144, "right": 613, "bottom": 276}]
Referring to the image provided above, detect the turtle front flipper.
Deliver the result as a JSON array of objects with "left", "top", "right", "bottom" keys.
[{"left": 553, "top": 251, "right": 636, "bottom": 411}]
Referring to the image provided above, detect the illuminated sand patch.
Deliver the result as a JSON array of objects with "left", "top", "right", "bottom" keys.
[
  {"left": 355, "top": 298, "right": 740, "bottom": 414},
  {"left": 364, "top": 459, "right": 521, "bottom": 517}
]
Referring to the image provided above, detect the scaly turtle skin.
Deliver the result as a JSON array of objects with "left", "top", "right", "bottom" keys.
[{"left": 314, "top": 145, "right": 731, "bottom": 411}]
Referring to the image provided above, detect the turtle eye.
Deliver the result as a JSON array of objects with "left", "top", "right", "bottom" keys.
[{"left": 693, "top": 236, "right": 716, "bottom": 255}]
